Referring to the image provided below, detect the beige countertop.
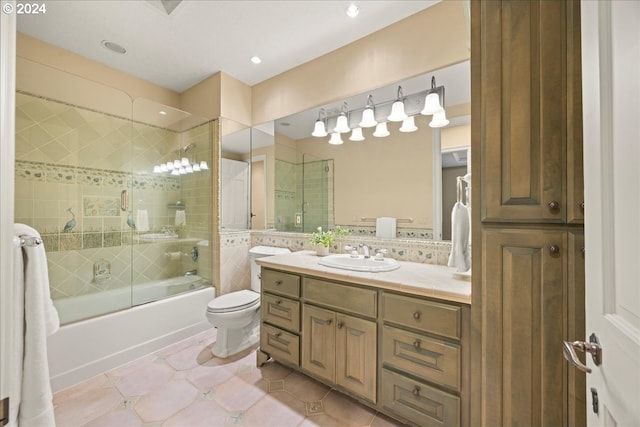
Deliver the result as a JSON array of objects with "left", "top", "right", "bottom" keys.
[{"left": 256, "top": 250, "right": 471, "bottom": 305}]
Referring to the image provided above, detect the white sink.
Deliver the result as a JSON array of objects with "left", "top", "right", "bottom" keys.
[
  {"left": 137, "top": 232, "right": 179, "bottom": 241},
  {"left": 318, "top": 254, "right": 400, "bottom": 273}
]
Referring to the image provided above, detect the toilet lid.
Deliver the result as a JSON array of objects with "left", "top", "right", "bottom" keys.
[{"left": 207, "top": 290, "right": 259, "bottom": 313}]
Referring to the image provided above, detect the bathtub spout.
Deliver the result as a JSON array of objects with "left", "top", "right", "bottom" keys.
[{"left": 184, "top": 269, "right": 197, "bottom": 276}]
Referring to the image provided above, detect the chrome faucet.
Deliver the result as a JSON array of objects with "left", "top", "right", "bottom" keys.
[
  {"left": 184, "top": 269, "right": 197, "bottom": 276},
  {"left": 359, "top": 243, "right": 371, "bottom": 259}
]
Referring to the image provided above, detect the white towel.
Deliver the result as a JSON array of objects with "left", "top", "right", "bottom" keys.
[
  {"left": 136, "top": 209, "right": 149, "bottom": 232},
  {"left": 376, "top": 217, "right": 396, "bottom": 238},
  {"left": 448, "top": 201, "right": 471, "bottom": 273},
  {"left": 12, "top": 224, "right": 60, "bottom": 427},
  {"left": 175, "top": 209, "right": 186, "bottom": 226}
]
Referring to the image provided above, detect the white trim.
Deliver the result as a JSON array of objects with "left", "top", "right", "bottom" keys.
[
  {"left": 432, "top": 129, "right": 442, "bottom": 240},
  {"left": 251, "top": 154, "right": 268, "bottom": 229},
  {"left": 0, "top": 0, "right": 16, "bottom": 412}
]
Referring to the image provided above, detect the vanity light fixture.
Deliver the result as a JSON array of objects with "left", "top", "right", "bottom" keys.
[
  {"left": 328, "top": 132, "right": 344, "bottom": 145},
  {"left": 153, "top": 143, "right": 209, "bottom": 175},
  {"left": 359, "top": 95, "right": 377, "bottom": 128},
  {"left": 421, "top": 76, "right": 450, "bottom": 130},
  {"left": 349, "top": 127, "right": 365, "bottom": 141},
  {"left": 429, "top": 108, "right": 450, "bottom": 128},
  {"left": 387, "top": 86, "right": 408, "bottom": 122},
  {"left": 334, "top": 102, "right": 351, "bottom": 133},
  {"left": 311, "top": 108, "right": 328, "bottom": 137}
]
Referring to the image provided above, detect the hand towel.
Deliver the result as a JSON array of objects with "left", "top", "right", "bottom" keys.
[
  {"left": 175, "top": 209, "right": 186, "bottom": 226},
  {"left": 376, "top": 217, "right": 396, "bottom": 238},
  {"left": 12, "top": 223, "right": 60, "bottom": 427},
  {"left": 448, "top": 198, "right": 471, "bottom": 273},
  {"left": 136, "top": 209, "right": 149, "bottom": 232}
]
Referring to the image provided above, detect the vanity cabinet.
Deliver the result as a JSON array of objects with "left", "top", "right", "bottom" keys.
[{"left": 258, "top": 266, "right": 470, "bottom": 427}]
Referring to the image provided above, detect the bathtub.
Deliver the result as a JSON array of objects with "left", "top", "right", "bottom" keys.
[{"left": 47, "top": 277, "right": 215, "bottom": 392}]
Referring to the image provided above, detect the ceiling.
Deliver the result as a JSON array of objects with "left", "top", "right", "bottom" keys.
[{"left": 16, "top": 0, "right": 440, "bottom": 92}]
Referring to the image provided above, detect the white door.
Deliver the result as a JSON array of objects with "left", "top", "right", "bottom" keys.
[
  {"left": 579, "top": 1, "right": 640, "bottom": 426},
  {"left": 220, "top": 158, "right": 249, "bottom": 230}
]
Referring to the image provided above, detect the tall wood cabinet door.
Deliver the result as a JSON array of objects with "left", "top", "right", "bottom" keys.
[
  {"left": 568, "top": 231, "right": 585, "bottom": 427},
  {"left": 481, "top": 228, "right": 567, "bottom": 427},
  {"left": 480, "top": 0, "right": 567, "bottom": 223},
  {"left": 335, "top": 313, "right": 377, "bottom": 403},
  {"left": 302, "top": 304, "right": 335, "bottom": 383}
]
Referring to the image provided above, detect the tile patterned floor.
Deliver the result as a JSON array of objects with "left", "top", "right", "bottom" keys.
[{"left": 53, "top": 328, "right": 406, "bottom": 427}]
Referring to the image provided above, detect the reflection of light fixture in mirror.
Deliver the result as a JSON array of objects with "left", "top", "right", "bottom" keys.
[
  {"left": 429, "top": 108, "right": 450, "bottom": 128},
  {"left": 387, "top": 86, "right": 408, "bottom": 122},
  {"left": 349, "top": 127, "right": 365, "bottom": 141},
  {"left": 399, "top": 116, "right": 418, "bottom": 132},
  {"left": 311, "top": 108, "right": 328, "bottom": 137},
  {"left": 328, "top": 132, "right": 344, "bottom": 145},
  {"left": 153, "top": 143, "right": 209, "bottom": 175},
  {"left": 373, "top": 122, "right": 390, "bottom": 137},
  {"left": 421, "top": 76, "right": 444, "bottom": 115},
  {"left": 346, "top": 3, "right": 359, "bottom": 18},
  {"left": 334, "top": 102, "right": 350, "bottom": 133},
  {"left": 359, "top": 95, "right": 377, "bottom": 128}
]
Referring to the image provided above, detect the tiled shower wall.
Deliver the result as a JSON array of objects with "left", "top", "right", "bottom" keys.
[{"left": 14, "top": 92, "right": 213, "bottom": 300}]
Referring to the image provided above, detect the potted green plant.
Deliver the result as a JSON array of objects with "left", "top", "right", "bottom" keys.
[{"left": 310, "top": 226, "right": 349, "bottom": 256}]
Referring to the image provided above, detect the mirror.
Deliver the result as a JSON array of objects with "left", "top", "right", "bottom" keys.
[{"left": 252, "top": 61, "right": 470, "bottom": 241}]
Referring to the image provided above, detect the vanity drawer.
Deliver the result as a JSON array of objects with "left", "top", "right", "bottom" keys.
[
  {"left": 383, "top": 293, "right": 461, "bottom": 340},
  {"left": 261, "top": 269, "right": 300, "bottom": 298},
  {"left": 260, "top": 324, "right": 299, "bottom": 367},
  {"left": 382, "top": 325, "right": 460, "bottom": 391},
  {"left": 262, "top": 293, "right": 300, "bottom": 332},
  {"left": 303, "top": 277, "right": 377, "bottom": 318},
  {"left": 381, "top": 369, "right": 460, "bottom": 427}
]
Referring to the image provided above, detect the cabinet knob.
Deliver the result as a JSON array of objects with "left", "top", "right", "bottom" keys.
[
  {"left": 549, "top": 245, "right": 560, "bottom": 254},
  {"left": 275, "top": 280, "right": 283, "bottom": 286},
  {"left": 580, "top": 201, "right": 585, "bottom": 210},
  {"left": 337, "top": 321, "right": 344, "bottom": 329},
  {"left": 548, "top": 201, "right": 560, "bottom": 210},
  {"left": 581, "top": 246, "right": 585, "bottom": 255},
  {"left": 325, "top": 319, "right": 332, "bottom": 326},
  {"left": 413, "top": 311, "right": 421, "bottom": 320},
  {"left": 275, "top": 299, "right": 282, "bottom": 305},
  {"left": 274, "top": 332, "right": 282, "bottom": 338},
  {"left": 413, "top": 340, "right": 421, "bottom": 350},
  {"left": 412, "top": 386, "right": 421, "bottom": 397}
]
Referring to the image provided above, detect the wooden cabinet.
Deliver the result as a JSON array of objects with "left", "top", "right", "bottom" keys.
[
  {"left": 472, "top": 0, "right": 585, "bottom": 425},
  {"left": 258, "top": 267, "right": 469, "bottom": 426}
]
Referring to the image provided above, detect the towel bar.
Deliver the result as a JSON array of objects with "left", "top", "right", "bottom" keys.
[{"left": 13, "top": 235, "right": 42, "bottom": 248}]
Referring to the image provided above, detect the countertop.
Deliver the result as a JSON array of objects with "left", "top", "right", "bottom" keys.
[{"left": 256, "top": 250, "right": 471, "bottom": 305}]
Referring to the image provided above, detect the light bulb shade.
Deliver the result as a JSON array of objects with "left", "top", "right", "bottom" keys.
[
  {"left": 199, "top": 161, "right": 209, "bottom": 170},
  {"left": 181, "top": 157, "right": 189, "bottom": 167},
  {"left": 359, "top": 107, "right": 377, "bottom": 128},
  {"left": 173, "top": 159, "right": 181, "bottom": 169},
  {"left": 373, "top": 122, "right": 390, "bottom": 137},
  {"left": 328, "top": 132, "right": 344, "bottom": 145},
  {"left": 311, "top": 120, "right": 328, "bottom": 137},
  {"left": 349, "top": 127, "right": 365, "bottom": 141},
  {"left": 399, "top": 116, "right": 418, "bottom": 132},
  {"left": 179, "top": 167, "right": 187, "bottom": 175},
  {"left": 166, "top": 161, "right": 174, "bottom": 170},
  {"left": 153, "top": 165, "right": 162, "bottom": 173},
  {"left": 334, "top": 114, "right": 350, "bottom": 133},
  {"left": 421, "top": 92, "right": 442, "bottom": 115},
  {"left": 193, "top": 163, "right": 201, "bottom": 172},
  {"left": 171, "top": 169, "right": 180, "bottom": 176},
  {"left": 429, "top": 108, "right": 450, "bottom": 128},
  {"left": 185, "top": 164, "right": 193, "bottom": 173},
  {"left": 387, "top": 100, "right": 407, "bottom": 122}
]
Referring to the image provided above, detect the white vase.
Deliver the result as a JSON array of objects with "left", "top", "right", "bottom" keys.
[{"left": 314, "top": 245, "right": 330, "bottom": 256}]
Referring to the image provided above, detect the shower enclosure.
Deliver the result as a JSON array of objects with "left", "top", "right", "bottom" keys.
[{"left": 14, "top": 62, "right": 215, "bottom": 324}]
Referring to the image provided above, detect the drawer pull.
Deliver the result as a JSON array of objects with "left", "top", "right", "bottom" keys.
[
  {"left": 274, "top": 332, "right": 282, "bottom": 338},
  {"left": 275, "top": 280, "right": 283, "bottom": 286},
  {"left": 275, "top": 299, "right": 282, "bottom": 305},
  {"left": 413, "top": 340, "right": 421, "bottom": 350},
  {"left": 549, "top": 245, "right": 560, "bottom": 254},
  {"left": 413, "top": 311, "right": 421, "bottom": 320},
  {"left": 548, "top": 200, "right": 560, "bottom": 210},
  {"left": 412, "top": 386, "right": 421, "bottom": 397},
  {"left": 337, "top": 321, "right": 344, "bottom": 329}
]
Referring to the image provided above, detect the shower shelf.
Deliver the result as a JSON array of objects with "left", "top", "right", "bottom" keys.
[{"left": 167, "top": 204, "right": 185, "bottom": 210}]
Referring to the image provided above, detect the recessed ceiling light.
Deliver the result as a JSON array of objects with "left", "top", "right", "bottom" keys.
[
  {"left": 159, "top": 110, "right": 167, "bottom": 116},
  {"left": 101, "top": 40, "right": 127, "bottom": 54},
  {"left": 251, "top": 56, "right": 262, "bottom": 64},
  {"left": 346, "top": 4, "right": 359, "bottom": 18}
]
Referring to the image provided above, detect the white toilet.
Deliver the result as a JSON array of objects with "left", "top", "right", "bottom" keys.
[{"left": 206, "top": 245, "right": 291, "bottom": 358}]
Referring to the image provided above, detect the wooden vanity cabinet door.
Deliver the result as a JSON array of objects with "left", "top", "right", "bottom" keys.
[
  {"left": 335, "top": 313, "right": 377, "bottom": 403},
  {"left": 301, "top": 304, "right": 335, "bottom": 383}
]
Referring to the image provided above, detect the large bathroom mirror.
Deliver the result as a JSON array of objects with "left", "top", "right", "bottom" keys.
[{"left": 252, "top": 60, "right": 470, "bottom": 241}]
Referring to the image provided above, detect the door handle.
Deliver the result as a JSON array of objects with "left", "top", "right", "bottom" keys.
[
  {"left": 563, "top": 333, "right": 602, "bottom": 373},
  {"left": 121, "top": 190, "right": 129, "bottom": 211}
]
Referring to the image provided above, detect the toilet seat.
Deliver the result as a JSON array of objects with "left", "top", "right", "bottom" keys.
[{"left": 207, "top": 290, "right": 259, "bottom": 314}]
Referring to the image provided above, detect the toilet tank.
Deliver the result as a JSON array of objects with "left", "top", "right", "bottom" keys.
[{"left": 248, "top": 246, "right": 291, "bottom": 292}]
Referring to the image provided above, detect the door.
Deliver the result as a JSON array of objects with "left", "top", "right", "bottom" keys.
[
  {"left": 221, "top": 158, "right": 249, "bottom": 230},
  {"left": 578, "top": 1, "right": 640, "bottom": 425},
  {"left": 301, "top": 304, "right": 335, "bottom": 383},
  {"left": 335, "top": 313, "right": 376, "bottom": 403},
  {"left": 251, "top": 157, "right": 266, "bottom": 229}
]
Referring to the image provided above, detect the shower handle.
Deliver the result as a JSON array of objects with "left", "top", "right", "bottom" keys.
[{"left": 121, "top": 190, "right": 129, "bottom": 212}]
